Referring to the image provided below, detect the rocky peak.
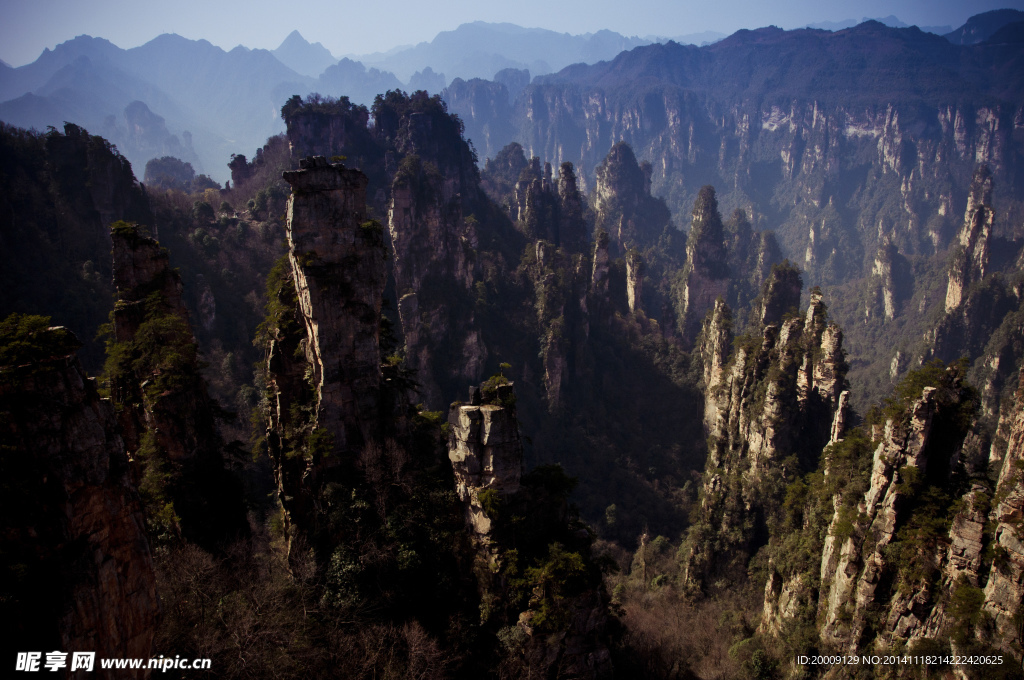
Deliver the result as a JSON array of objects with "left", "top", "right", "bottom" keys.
[
  {"left": 282, "top": 95, "right": 374, "bottom": 169},
  {"left": 870, "top": 238, "right": 899, "bottom": 320},
  {"left": 110, "top": 222, "right": 189, "bottom": 343},
  {"left": 513, "top": 156, "right": 560, "bottom": 243},
  {"left": 283, "top": 156, "right": 385, "bottom": 453},
  {"left": 755, "top": 261, "right": 802, "bottom": 327},
  {"left": 984, "top": 367, "right": 1024, "bottom": 640},
  {"left": 557, "top": 161, "right": 588, "bottom": 251},
  {"left": 593, "top": 142, "right": 669, "bottom": 253},
  {"left": 698, "top": 298, "right": 733, "bottom": 432},
  {"left": 388, "top": 151, "right": 484, "bottom": 406},
  {"left": 676, "top": 186, "right": 730, "bottom": 343}
]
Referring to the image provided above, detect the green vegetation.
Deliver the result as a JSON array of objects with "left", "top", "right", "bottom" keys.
[{"left": 0, "top": 313, "right": 80, "bottom": 372}]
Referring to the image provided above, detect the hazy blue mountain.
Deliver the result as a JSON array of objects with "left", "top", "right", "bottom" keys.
[
  {"left": 360, "top": 21, "right": 653, "bottom": 81},
  {"left": 316, "top": 58, "right": 404, "bottom": 104},
  {"left": 272, "top": 30, "right": 338, "bottom": 78},
  {"left": 0, "top": 35, "right": 125, "bottom": 103},
  {"left": 408, "top": 66, "right": 447, "bottom": 93},
  {"left": 945, "top": 8, "right": 1024, "bottom": 44},
  {"left": 0, "top": 34, "right": 318, "bottom": 182},
  {"left": 0, "top": 50, "right": 206, "bottom": 175},
  {"left": 806, "top": 15, "right": 952, "bottom": 34},
  {"left": 657, "top": 31, "right": 727, "bottom": 45}
]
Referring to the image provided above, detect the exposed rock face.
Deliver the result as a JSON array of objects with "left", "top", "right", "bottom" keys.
[
  {"left": 945, "top": 166, "right": 993, "bottom": 313},
  {"left": 283, "top": 98, "right": 375, "bottom": 169},
  {"left": 685, "top": 281, "right": 847, "bottom": 589},
  {"left": 699, "top": 298, "right": 732, "bottom": 432},
  {"left": 724, "top": 210, "right": 783, "bottom": 319},
  {"left": 591, "top": 230, "right": 611, "bottom": 304},
  {"left": 447, "top": 381, "right": 613, "bottom": 679},
  {"left": 676, "top": 186, "right": 730, "bottom": 343},
  {"left": 754, "top": 360, "right": 1024, "bottom": 666},
  {"left": 927, "top": 166, "right": 1021, "bottom": 420},
  {"left": 284, "top": 156, "right": 386, "bottom": 451},
  {"left": 871, "top": 239, "right": 898, "bottom": 320},
  {"left": 0, "top": 326, "right": 159, "bottom": 665},
  {"left": 984, "top": 367, "right": 1024, "bottom": 639},
  {"left": 626, "top": 250, "right": 645, "bottom": 314},
  {"left": 109, "top": 223, "right": 246, "bottom": 548},
  {"left": 447, "top": 382, "right": 523, "bottom": 546},
  {"left": 819, "top": 388, "right": 940, "bottom": 648},
  {"left": 513, "top": 157, "right": 559, "bottom": 242},
  {"left": 474, "top": 35, "right": 1020, "bottom": 272},
  {"left": 506, "top": 155, "right": 590, "bottom": 252}
]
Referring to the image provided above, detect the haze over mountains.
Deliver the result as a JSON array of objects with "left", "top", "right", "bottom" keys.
[{"left": 0, "top": 12, "right": 1019, "bottom": 185}]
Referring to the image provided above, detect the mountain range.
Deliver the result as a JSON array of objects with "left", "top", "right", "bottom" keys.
[{"left": 1, "top": 13, "right": 996, "bottom": 184}]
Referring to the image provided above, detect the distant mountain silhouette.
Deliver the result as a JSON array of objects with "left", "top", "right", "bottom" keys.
[
  {"left": 272, "top": 30, "right": 338, "bottom": 78},
  {"left": 358, "top": 22, "right": 654, "bottom": 81},
  {"left": 806, "top": 15, "right": 952, "bottom": 34},
  {"left": 0, "top": 33, "right": 407, "bottom": 182},
  {"left": 536, "top": 20, "right": 1023, "bottom": 105},
  {"left": 945, "top": 8, "right": 1024, "bottom": 44}
]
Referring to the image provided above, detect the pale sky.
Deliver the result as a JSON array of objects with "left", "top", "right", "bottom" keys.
[{"left": 2, "top": 0, "right": 1021, "bottom": 67}]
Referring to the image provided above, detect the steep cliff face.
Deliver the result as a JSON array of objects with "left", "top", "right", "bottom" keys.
[
  {"left": 928, "top": 167, "right": 1022, "bottom": 424},
  {"left": 450, "top": 25, "right": 1024, "bottom": 294},
  {"left": 265, "top": 157, "right": 387, "bottom": 537},
  {"left": 752, "top": 360, "right": 1024, "bottom": 671},
  {"left": 282, "top": 96, "right": 378, "bottom": 176},
  {"left": 684, "top": 279, "right": 847, "bottom": 589},
  {"left": 447, "top": 381, "right": 523, "bottom": 554},
  {"left": 388, "top": 154, "right": 485, "bottom": 406},
  {"left": 626, "top": 250, "right": 645, "bottom": 314},
  {"left": 984, "top": 367, "right": 1024, "bottom": 641},
  {"left": 107, "top": 222, "right": 246, "bottom": 549},
  {"left": 485, "top": 145, "right": 589, "bottom": 251},
  {"left": 284, "top": 157, "right": 385, "bottom": 450},
  {"left": 945, "top": 166, "right": 994, "bottom": 313},
  {"left": 442, "top": 77, "right": 515, "bottom": 163},
  {"left": 0, "top": 318, "right": 159, "bottom": 664}
]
